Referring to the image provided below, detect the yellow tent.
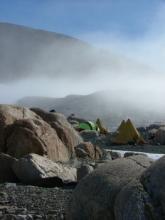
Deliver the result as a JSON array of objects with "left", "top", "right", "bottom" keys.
[
  {"left": 117, "top": 120, "right": 126, "bottom": 131},
  {"left": 113, "top": 119, "right": 145, "bottom": 144},
  {"left": 96, "top": 118, "right": 108, "bottom": 134}
]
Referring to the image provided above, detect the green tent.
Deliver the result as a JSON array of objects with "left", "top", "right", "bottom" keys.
[{"left": 78, "top": 121, "right": 98, "bottom": 131}]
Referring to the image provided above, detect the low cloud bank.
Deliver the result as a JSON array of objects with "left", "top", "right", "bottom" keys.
[{"left": 0, "top": 3, "right": 165, "bottom": 120}]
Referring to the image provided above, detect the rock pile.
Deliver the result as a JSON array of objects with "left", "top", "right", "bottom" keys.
[
  {"left": 0, "top": 105, "right": 108, "bottom": 187},
  {"left": 1, "top": 104, "right": 165, "bottom": 220}
]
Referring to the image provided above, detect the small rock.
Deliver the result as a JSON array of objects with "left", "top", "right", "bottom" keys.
[
  {"left": 77, "top": 165, "right": 94, "bottom": 181},
  {"left": 34, "top": 215, "right": 42, "bottom": 219},
  {"left": 109, "top": 151, "right": 122, "bottom": 160},
  {"left": 15, "top": 208, "right": 27, "bottom": 215},
  {"left": 75, "top": 142, "right": 103, "bottom": 160},
  {"left": 124, "top": 152, "right": 146, "bottom": 158}
]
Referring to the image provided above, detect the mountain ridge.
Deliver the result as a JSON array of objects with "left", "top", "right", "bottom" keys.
[
  {"left": 0, "top": 22, "right": 96, "bottom": 82},
  {"left": 17, "top": 91, "right": 165, "bottom": 129},
  {"left": 0, "top": 22, "right": 88, "bottom": 45},
  {"left": 0, "top": 22, "right": 152, "bottom": 84}
]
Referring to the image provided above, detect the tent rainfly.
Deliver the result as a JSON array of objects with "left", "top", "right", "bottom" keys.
[
  {"left": 78, "top": 121, "right": 98, "bottom": 131},
  {"left": 113, "top": 119, "right": 145, "bottom": 144}
]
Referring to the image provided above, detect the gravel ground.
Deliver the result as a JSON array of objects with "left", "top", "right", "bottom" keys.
[{"left": 0, "top": 183, "right": 73, "bottom": 220}]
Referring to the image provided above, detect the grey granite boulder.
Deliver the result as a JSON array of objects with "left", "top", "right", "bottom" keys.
[
  {"left": 12, "top": 154, "right": 77, "bottom": 186},
  {"left": 114, "top": 154, "right": 165, "bottom": 220},
  {"left": 114, "top": 179, "right": 154, "bottom": 220},
  {"left": 141, "top": 155, "right": 165, "bottom": 219},
  {"left": 68, "top": 155, "right": 153, "bottom": 220}
]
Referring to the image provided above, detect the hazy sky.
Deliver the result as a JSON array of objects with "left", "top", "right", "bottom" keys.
[
  {"left": 0, "top": 0, "right": 163, "bottom": 40},
  {"left": 0, "top": 0, "right": 165, "bottom": 107}
]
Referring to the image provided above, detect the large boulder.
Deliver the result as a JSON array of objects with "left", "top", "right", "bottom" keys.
[
  {"left": 0, "top": 153, "right": 18, "bottom": 183},
  {"left": 5, "top": 118, "right": 69, "bottom": 162},
  {"left": 114, "top": 179, "right": 154, "bottom": 220},
  {"left": 75, "top": 142, "right": 103, "bottom": 160},
  {"left": 115, "top": 155, "right": 165, "bottom": 220},
  {"left": 67, "top": 155, "right": 153, "bottom": 220},
  {"left": 141, "top": 155, "right": 165, "bottom": 219},
  {"left": 0, "top": 105, "right": 78, "bottom": 162},
  {"left": 154, "top": 127, "right": 165, "bottom": 145},
  {"left": 12, "top": 154, "right": 77, "bottom": 186},
  {"left": 0, "top": 105, "right": 40, "bottom": 151},
  {"left": 31, "top": 108, "right": 82, "bottom": 157}
]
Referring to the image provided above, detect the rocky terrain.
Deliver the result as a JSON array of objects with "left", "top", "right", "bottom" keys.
[
  {"left": 0, "top": 104, "right": 164, "bottom": 219},
  {"left": 0, "top": 183, "right": 72, "bottom": 220}
]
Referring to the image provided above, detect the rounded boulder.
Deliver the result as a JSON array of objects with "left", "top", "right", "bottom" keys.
[{"left": 68, "top": 155, "right": 153, "bottom": 220}]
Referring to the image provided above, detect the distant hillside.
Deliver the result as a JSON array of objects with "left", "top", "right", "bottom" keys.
[
  {"left": 0, "top": 22, "right": 94, "bottom": 81},
  {"left": 0, "top": 22, "right": 150, "bottom": 83},
  {"left": 17, "top": 91, "right": 164, "bottom": 130}
]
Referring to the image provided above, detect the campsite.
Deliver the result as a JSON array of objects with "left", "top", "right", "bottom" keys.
[
  {"left": 68, "top": 114, "right": 165, "bottom": 152},
  {"left": 0, "top": 104, "right": 163, "bottom": 219},
  {"left": 1, "top": 1, "right": 165, "bottom": 219}
]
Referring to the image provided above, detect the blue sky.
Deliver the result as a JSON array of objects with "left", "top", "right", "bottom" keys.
[{"left": 0, "top": 0, "right": 164, "bottom": 40}]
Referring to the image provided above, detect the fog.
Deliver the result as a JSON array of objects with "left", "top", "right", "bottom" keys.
[{"left": 0, "top": 4, "right": 165, "bottom": 121}]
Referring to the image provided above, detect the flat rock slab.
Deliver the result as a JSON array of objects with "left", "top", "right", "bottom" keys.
[{"left": 12, "top": 154, "right": 77, "bottom": 185}]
